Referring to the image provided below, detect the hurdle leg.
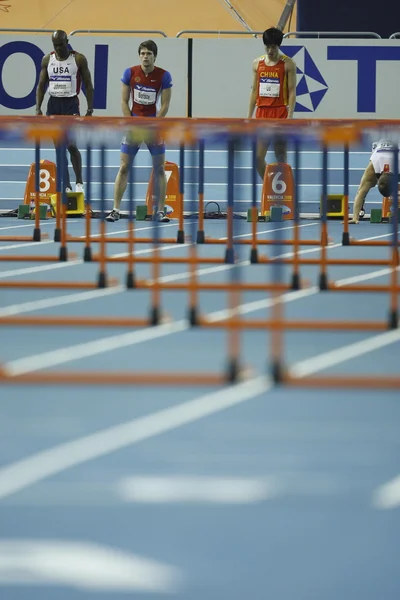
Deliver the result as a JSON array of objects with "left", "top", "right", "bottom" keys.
[
  {"left": 226, "top": 139, "right": 241, "bottom": 382},
  {"left": 32, "top": 139, "right": 41, "bottom": 242},
  {"left": 249, "top": 137, "right": 259, "bottom": 263},
  {"left": 83, "top": 143, "right": 93, "bottom": 262},
  {"left": 97, "top": 145, "right": 108, "bottom": 288},
  {"left": 318, "top": 145, "right": 329, "bottom": 290},
  {"left": 54, "top": 145, "right": 62, "bottom": 242},
  {"left": 59, "top": 141, "right": 69, "bottom": 262},
  {"left": 196, "top": 140, "right": 205, "bottom": 244},
  {"left": 291, "top": 140, "right": 301, "bottom": 290},
  {"left": 126, "top": 151, "right": 136, "bottom": 288},
  {"left": 224, "top": 140, "right": 235, "bottom": 265},
  {"left": 388, "top": 144, "right": 399, "bottom": 329},
  {"left": 177, "top": 143, "right": 185, "bottom": 244},
  {"left": 342, "top": 143, "right": 350, "bottom": 246}
]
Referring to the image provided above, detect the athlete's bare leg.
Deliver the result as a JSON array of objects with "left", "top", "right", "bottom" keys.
[
  {"left": 113, "top": 152, "right": 131, "bottom": 210},
  {"left": 274, "top": 138, "right": 287, "bottom": 163},
  {"left": 67, "top": 144, "right": 83, "bottom": 184},
  {"left": 151, "top": 153, "right": 166, "bottom": 213},
  {"left": 256, "top": 140, "right": 270, "bottom": 180},
  {"left": 348, "top": 161, "right": 377, "bottom": 224}
]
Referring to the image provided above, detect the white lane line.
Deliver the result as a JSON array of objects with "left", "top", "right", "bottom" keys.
[
  {"left": 0, "top": 221, "right": 178, "bottom": 252},
  {"left": 4, "top": 321, "right": 188, "bottom": 376},
  {"left": 0, "top": 286, "right": 125, "bottom": 317},
  {"left": 2, "top": 254, "right": 398, "bottom": 375},
  {"left": 372, "top": 475, "right": 400, "bottom": 509},
  {"left": 290, "top": 329, "right": 400, "bottom": 378},
  {"left": 0, "top": 225, "right": 396, "bottom": 314},
  {"left": 0, "top": 375, "right": 271, "bottom": 501},
  {"left": 0, "top": 318, "right": 397, "bottom": 502},
  {"left": 0, "top": 240, "right": 54, "bottom": 251},
  {"left": 116, "top": 476, "right": 276, "bottom": 504},
  {"left": 0, "top": 222, "right": 54, "bottom": 232}
]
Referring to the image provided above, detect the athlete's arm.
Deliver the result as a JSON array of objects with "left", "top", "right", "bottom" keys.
[
  {"left": 285, "top": 57, "right": 297, "bottom": 119},
  {"left": 35, "top": 55, "right": 50, "bottom": 115},
  {"left": 157, "top": 87, "right": 171, "bottom": 118},
  {"left": 247, "top": 59, "right": 258, "bottom": 118},
  {"left": 121, "top": 83, "right": 131, "bottom": 117},
  {"left": 76, "top": 53, "right": 94, "bottom": 116}
]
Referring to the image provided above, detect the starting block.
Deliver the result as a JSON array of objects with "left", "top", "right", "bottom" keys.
[
  {"left": 24, "top": 160, "right": 57, "bottom": 215},
  {"left": 136, "top": 205, "right": 148, "bottom": 221},
  {"left": 18, "top": 203, "right": 48, "bottom": 220},
  {"left": 261, "top": 163, "right": 294, "bottom": 220},
  {"left": 370, "top": 208, "right": 382, "bottom": 223},
  {"left": 146, "top": 161, "right": 181, "bottom": 219},
  {"left": 270, "top": 206, "right": 284, "bottom": 222},
  {"left": 49, "top": 192, "right": 85, "bottom": 216},
  {"left": 320, "top": 194, "right": 348, "bottom": 218}
]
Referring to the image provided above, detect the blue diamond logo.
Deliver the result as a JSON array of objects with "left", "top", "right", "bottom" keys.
[{"left": 281, "top": 45, "right": 328, "bottom": 112}]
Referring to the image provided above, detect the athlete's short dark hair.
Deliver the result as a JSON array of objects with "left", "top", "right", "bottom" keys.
[
  {"left": 378, "top": 172, "right": 395, "bottom": 197},
  {"left": 262, "top": 28, "right": 284, "bottom": 47},
  {"left": 138, "top": 40, "right": 158, "bottom": 58}
]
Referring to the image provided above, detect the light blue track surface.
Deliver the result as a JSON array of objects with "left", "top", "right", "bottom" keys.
[{"left": 0, "top": 142, "right": 399, "bottom": 600}]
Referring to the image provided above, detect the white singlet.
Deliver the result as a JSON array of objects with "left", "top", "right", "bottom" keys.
[
  {"left": 47, "top": 51, "right": 81, "bottom": 98},
  {"left": 370, "top": 140, "right": 400, "bottom": 175}
]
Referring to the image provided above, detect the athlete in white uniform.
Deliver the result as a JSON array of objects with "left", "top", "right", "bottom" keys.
[
  {"left": 35, "top": 30, "right": 94, "bottom": 193},
  {"left": 349, "top": 140, "right": 399, "bottom": 224}
]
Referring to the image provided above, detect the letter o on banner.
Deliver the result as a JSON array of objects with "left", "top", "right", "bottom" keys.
[{"left": 0, "top": 41, "right": 45, "bottom": 110}]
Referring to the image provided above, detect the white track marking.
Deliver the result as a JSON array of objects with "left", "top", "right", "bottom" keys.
[
  {"left": 0, "top": 241, "right": 396, "bottom": 320},
  {"left": 2, "top": 258, "right": 397, "bottom": 376},
  {"left": 0, "top": 539, "right": 182, "bottom": 592},
  {"left": 4, "top": 321, "right": 188, "bottom": 376},
  {"left": 291, "top": 329, "right": 400, "bottom": 378},
  {"left": 372, "top": 475, "right": 400, "bottom": 509},
  {"left": 0, "top": 240, "right": 54, "bottom": 251},
  {"left": 0, "top": 287, "right": 125, "bottom": 317},
  {"left": 116, "top": 476, "right": 276, "bottom": 504},
  {"left": 0, "top": 225, "right": 396, "bottom": 312},
  {"left": 0, "top": 222, "right": 54, "bottom": 231},
  {"left": 0, "top": 320, "right": 398, "bottom": 501},
  {"left": 0, "top": 376, "right": 271, "bottom": 500}
]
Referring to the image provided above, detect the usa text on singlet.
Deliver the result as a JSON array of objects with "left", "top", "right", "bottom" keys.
[{"left": 47, "top": 51, "right": 81, "bottom": 98}]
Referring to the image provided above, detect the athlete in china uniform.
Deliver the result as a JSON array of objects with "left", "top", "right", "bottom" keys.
[
  {"left": 349, "top": 140, "right": 400, "bottom": 224},
  {"left": 248, "top": 28, "right": 296, "bottom": 181},
  {"left": 106, "top": 40, "right": 172, "bottom": 223},
  {"left": 35, "top": 30, "right": 94, "bottom": 192}
]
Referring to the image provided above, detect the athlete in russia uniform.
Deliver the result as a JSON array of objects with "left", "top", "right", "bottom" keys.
[
  {"left": 106, "top": 40, "right": 172, "bottom": 223},
  {"left": 248, "top": 28, "right": 296, "bottom": 181},
  {"left": 35, "top": 30, "right": 94, "bottom": 192}
]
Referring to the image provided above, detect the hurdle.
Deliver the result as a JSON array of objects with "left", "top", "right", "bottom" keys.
[{"left": 0, "top": 117, "right": 399, "bottom": 389}]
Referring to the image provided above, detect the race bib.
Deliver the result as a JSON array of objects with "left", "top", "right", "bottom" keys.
[
  {"left": 134, "top": 86, "right": 157, "bottom": 105},
  {"left": 374, "top": 140, "right": 394, "bottom": 153},
  {"left": 49, "top": 77, "right": 72, "bottom": 96},
  {"left": 259, "top": 78, "right": 280, "bottom": 98}
]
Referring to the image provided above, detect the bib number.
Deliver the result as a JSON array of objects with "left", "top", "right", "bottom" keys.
[
  {"left": 259, "top": 81, "right": 280, "bottom": 98},
  {"left": 134, "top": 88, "right": 157, "bottom": 105},
  {"left": 49, "top": 78, "right": 72, "bottom": 96}
]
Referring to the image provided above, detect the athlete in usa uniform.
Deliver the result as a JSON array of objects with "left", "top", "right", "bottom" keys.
[
  {"left": 35, "top": 30, "right": 94, "bottom": 193},
  {"left": 348, "top": 140, "right": 400, "bottom": 224},
  {"left": 106, "top": 40, "right": 172, "bottom": 223},
  {"left": 248, "top": 28, "right": 296, "bottom": 181}
]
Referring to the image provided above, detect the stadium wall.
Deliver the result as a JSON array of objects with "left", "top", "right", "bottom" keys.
[{"left": 1, "top": 35, "right": 400, "bottom": 119}]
